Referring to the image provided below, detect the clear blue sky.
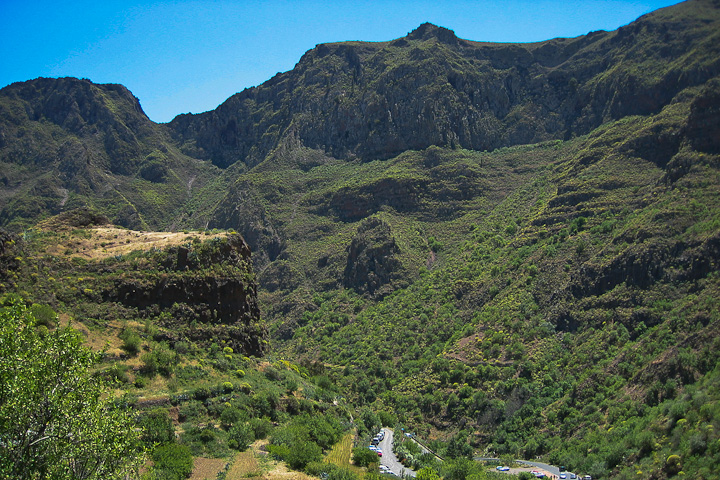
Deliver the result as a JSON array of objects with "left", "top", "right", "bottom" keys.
[{"left": 1, "top": 0, "right": 681, "bottom": 123}]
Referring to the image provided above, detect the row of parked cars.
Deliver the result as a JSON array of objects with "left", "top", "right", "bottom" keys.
[
  {"left": 369, "top": 430, "right": 385, "bottom": 457},
  {"left": 368, "top": 445, "right": 383, "bottom": 457},
  {"left": 379, "top": 465, "right": 397, "bottom": 476},
  {"left": 495, "top": 466, "right": 589, "bottom": 479}
]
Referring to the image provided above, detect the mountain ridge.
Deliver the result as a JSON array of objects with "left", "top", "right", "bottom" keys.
[
  {"left": 1, "top": 2, "right": 720, "bottom": 478},
  {"left": 165, "top": 0, "right": 719, "bottom": 171}
]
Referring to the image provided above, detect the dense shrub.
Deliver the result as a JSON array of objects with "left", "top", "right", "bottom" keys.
[
  {"left": 151, "top": 443, "right": 193, "bottom": 480},
  {"left": 228, "top": 422, "right": 255, "bottom": 451},
  {"left": 178, "top": 400, "right": 207, "bottom": 423},
  {"left": 220, "top": 406, "right": 245, "bottom": 429},
  {"left": 29, "top": 304, "right": 56, "bottom": 327},
  {"left": 306, "top": 462, "right": 360, "bottom": 480},
  {"left": 286, "top": 440, "right": 322, "bottom": 470},
  {"left": 250, "top": 417, "right": 273, "bottom": 439},
  {"left": 118, "top": 327, "right": 141, "bottom": 355},
  {"left": 353, "top": 446, "right": 380, "bottom": 467},
  {"left": 141, "top": 344, "right": 177, "bottom": 377},
  {"left": 138, "top": 408, "right": 175, "bottom": 445},
  {"left": 182, "top": 425, "right": 229, "bottom": 457}
]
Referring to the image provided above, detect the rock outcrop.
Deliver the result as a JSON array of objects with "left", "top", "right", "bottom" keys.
[
  {"left": 106, "top": 234, "right": 266, "bottom": 356},
  {"left": 168, "top": 4, "right": 720, "bottom": 168},
  {"left": 343, "top": 217, "right": 405, "bottom": 297}
]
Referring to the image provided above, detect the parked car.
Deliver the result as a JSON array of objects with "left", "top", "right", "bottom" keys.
[
  {"left": 496, "top": 466, "right": 510, "bottom": 471},
  {"left": 560, "top": 474, "right": 567, "bottom": 479}
]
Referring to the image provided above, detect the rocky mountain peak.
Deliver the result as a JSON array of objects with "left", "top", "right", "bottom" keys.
[{"left": 406, "top": 22, "right": 460, "bottom": 44}]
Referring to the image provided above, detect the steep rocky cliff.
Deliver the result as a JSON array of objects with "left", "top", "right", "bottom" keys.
[
  {"left": 343, "top": 217, "right": 406, "bottom": 297},
  {"left": 2, "top": 2, "right": 720, "bottom": 476},
  {"left": 105, "top": 234, "right": 265, "bottom": 355},
  {"left": 1, "top": 211, "right": 266, "bottom": 356},
  {"left": 168, "top": 2, "right": 720, "bottom": 168},
  {"left": 0, "top": 78, "right": 217, "bottom": 231}
]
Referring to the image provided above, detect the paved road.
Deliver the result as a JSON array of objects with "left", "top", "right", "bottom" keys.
[
  {"left": 379, "top": 428, "right": 416, "bottom": 478},
  {"left": 475, "top": 457, "right": 578, "bottom": 479},
  {"left": 517, "top": 460, "right": 560, "bottom": 477}
]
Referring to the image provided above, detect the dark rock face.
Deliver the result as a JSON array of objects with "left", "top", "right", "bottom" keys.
[
  {"left": 206, "top": 190, "right": 285, "bottom": 270},
  {"left": 322, "top": 177, "right": 426, "bottom": 222},
  {"left": 107, "top": 234, "right": 266, "bottom": 356},
  {"left": 685, "top": 78, "right": 720, "bottom": 154},
  {"left": 343, "top": 217, "right": 404, "bottom": 297},
  {"left": 1, "top": 77, "right": 156, "bottom": 174},
  {"left": 570, "top": 231, "right": 720, "bottom": 300},
  {"left": 168, "top": 4, "right": 720, "bottom": 169}
]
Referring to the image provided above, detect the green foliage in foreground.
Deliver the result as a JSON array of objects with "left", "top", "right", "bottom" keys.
[
  {"left": 149, "top": 444, "right": 194, "bottom": 480},
  {"left": 0, "top": 300, "right": 143, "bottom": 479},
  {"left": 269, "top": 413, "right": 344, "bottom": 469},
  {"left": 352, "top": 446, "right": 380, "bottom": 467}
]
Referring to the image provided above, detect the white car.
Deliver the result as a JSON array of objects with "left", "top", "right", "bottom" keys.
[{"left": 496, "top": 466, "right": 510, "bottom": 471}]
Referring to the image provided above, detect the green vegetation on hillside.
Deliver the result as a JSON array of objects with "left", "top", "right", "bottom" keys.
[
  {"left": 1, "top": 2, "right": 720, "bottom": 479},
  {"left": 0, "top": 301, "right": 143, "bottom": 479}
]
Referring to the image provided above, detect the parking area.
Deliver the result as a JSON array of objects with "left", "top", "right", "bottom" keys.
[{"left": 494, "top": 465, "right": 579, "bottom": 479}]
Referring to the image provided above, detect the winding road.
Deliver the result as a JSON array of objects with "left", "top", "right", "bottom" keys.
[
  {"left": 475, "top": 457, "right": 578, "bottom": 479},
  {"left": 379, "top": 428, "right": 416, "bottom": 478},
  {"left": 375, "top": 432, "right": 573, "bottom": 479}
]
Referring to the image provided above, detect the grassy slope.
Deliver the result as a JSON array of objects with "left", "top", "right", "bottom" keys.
[
  {"left": 1, "top": 3, "right": 719, "bottom": 479},
  {"left": 262, "top": 80, "right": 720, "bottom": 479},
  {"left": 1, "top": 223, "right": 359, "bottom": 480}
]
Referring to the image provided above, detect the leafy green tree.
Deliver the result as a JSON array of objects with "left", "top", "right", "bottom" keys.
[
  {"left": 220, "top": 405, "right": 245, "bottom": 429},
  {"left": 286, "top": 439, "right": 322, "bottom": 470},
  {"left": 0, "top": 302, "right": 143, "bottom": 479},
  {"left": 353, "top": 446, "right": 380, "bottom": 467},
  {"left": 228, "top": 422, "right": 255, "bottom": 451},
  {"left": 445, "top": 432, "right": 473, "bottom": 459},
  {"left": 416, "top": 467, "right": 441, "bottom": 480},
  {"left": 441, "top": 458, "right": 481, "bottom": 480},
  {"left": 295, "top": 413, "right": 342, "bottom": 450},
  {"left": 138, "top": 408, "right": 175, "bottom": 445},
  {"left": 151, "top": 443, "right": 193, "bottom": 480}
]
